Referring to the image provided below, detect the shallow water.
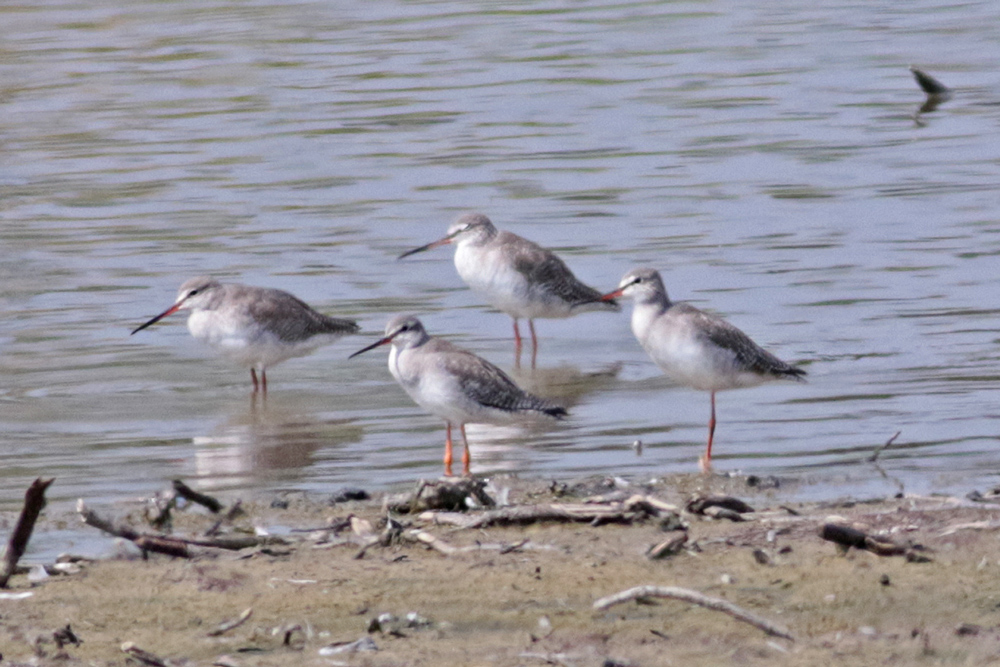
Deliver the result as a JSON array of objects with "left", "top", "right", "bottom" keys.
[{"left": 3, "top": 0, "right": 1000, "bottom": 523}]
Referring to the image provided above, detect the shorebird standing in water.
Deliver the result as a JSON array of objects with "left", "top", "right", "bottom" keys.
[
  {"left": 601, "top": 268, "right": 806, "bottom": 471},
  {"left": 398, "top": 212, "right": 619, "bottom": 367},
  {"left": 132, "top": 276, "right": 359, "bottom": 393},
  {"left": 350, "top": 315, "right": 566, "bottom": 476}
]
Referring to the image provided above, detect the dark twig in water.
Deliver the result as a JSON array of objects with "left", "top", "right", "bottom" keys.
[
  {"left": 0, "top": 477, "right": 55, "bottom": 588},
  {"left": 869, "top": 431, "right": 901, "bottom": 463},
  {"left": 868, "top": 431, "right": 905, "bottom": 495},
  {"left": 593, "top": 585, "right": 794, "bottom": 641}
]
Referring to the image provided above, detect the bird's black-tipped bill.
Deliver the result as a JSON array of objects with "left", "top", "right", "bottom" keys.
[
  {"left": 397, "top": 234, "right": 456, "bottom": 260},
  {"left": 131, "top": 303, "right": 183, "bottom": 335},
  {"left": 348, "top": 336, "right": 392, "bottom": 359}
]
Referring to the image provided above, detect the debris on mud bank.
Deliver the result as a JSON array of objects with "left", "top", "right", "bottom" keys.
[{"left": 3, "top": 473, "right": 1000, "bottom": 666}]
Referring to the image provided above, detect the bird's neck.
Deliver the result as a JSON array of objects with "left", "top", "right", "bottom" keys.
[
  {"left": 467, "top": 225, "right": 499, "bottom": 247},
  {"left": 637, "top": 291, "right": 671, "bottom": 311},
  {"left": 630, "top": 297, "right": 669, "bottom": 338}
]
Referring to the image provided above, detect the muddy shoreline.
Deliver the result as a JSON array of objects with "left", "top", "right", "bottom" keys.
[{"left": 3, "top": 473, "right": 1000, "bottom": 666}]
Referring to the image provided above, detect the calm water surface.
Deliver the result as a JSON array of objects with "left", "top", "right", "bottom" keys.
[{"left": 3, "top": 1, "right": 1000, "bottom": 527}]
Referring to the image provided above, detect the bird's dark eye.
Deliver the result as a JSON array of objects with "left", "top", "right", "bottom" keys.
[
  {"left": 188, "top": 289, "right": 200, "bottom": 297},
  {"left": 633, "top": 277, "right": 643, "bottom": 284}
]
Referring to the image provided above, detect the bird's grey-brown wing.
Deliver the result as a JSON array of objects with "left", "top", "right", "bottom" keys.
[
  {"left": 506, "top": 235, "right": 616, "bottom": 309},
  {"left": 249, "top": 288, "right": 359, "bottom": 343},
  {"left": 689, "top": 306, "right": 805, "bottom": 380},
  {"left": 441, "top": 347, "right": 566, "bottom": 418}
]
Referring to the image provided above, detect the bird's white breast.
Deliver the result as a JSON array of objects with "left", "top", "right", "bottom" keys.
[
  {"left": 632, "top": 304, "right": 762, "bottom": 392},
  {"left": 390, "top": 345, "right": 473, "bottom": 424},
  {"left": 187, "top": 310, "right": 325, "bottom": 369},
  {"left": 454, "top": 242, "right": 536, "bottom": 317}
]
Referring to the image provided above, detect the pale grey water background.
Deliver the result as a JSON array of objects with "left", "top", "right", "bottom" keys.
[{"left": 3, "top": 0, "right": 1000, "bottom": 537}]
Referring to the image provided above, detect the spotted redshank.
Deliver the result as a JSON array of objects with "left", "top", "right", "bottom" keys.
[
  {"left": 349, "top": 314, "right": 567, "bottom": 476},
  {"left": 601, "top": 268, "right": 806, "bottom": 471},
  {"left": 398, "top": 212, "right": 619, "bottom": 367},
  {"left": 132, "top": 276, "right": 359, "bottom": 393}
]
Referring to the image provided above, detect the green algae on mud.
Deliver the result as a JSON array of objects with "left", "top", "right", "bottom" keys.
[{"left": 3, "top": 474, "right": 1000, "bottom": 666}]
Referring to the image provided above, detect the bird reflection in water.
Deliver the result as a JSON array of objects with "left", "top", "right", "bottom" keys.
[
  {"left": 461, "top": 362, "right": 622, "bottom": 475},
  {"left": 193, "top": 401, "right": 363, "bottom": 491}
]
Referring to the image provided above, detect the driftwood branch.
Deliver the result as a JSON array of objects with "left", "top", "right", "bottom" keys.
[
  {"left": 77, "top": 500, "right": 286, "bottom": 558},
  {"left": 418, "top": 495, "right": 676, "bottom": 530},
  {"left": 686, "top": 495, "right": 754, "bottom": 515},
  {"left": 384, "top": 477, "right": 496, "bottom": 514},
  {"left": 940, "top": 520, "right": 1000, "bottom": 536},
  {"left": 404, "top": 529, "right": 458, "bottom": 555},
  {"left": 0, "top": 477, "right": 55, "bottom": 588},
  {"left": 819, "top": 523, "right": 930, "bottom": 560},
  {"left": 457, "top": 496, "right": 664, "bottom": 530},
  {"left": 78, "top": 500, "right": 194, "bottom": 558},
  {"left": 593, "top": 585, "right": 794, "bottom": 641},
  {"left": 461, "top": 504, "right": 590, "bottom": 528}
]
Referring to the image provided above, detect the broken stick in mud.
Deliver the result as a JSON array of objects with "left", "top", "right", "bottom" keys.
[
  {"left": 172, "top": 479, "right": 224, "bottom": 513},
  {"left": 819, "top": 522, "right": 932, "bottom": 562},
  {"left": 0, "top": 477, "right": 55, "bottom": 588}
]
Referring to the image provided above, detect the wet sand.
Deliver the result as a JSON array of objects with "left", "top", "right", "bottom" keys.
[{"left": 3, "top": 474, "right": 1000, "bottom": 666}]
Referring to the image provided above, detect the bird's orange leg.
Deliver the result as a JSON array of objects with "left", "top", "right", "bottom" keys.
[
  {"left": 528, "top": 319, "right": 538, "bottom": 369},
  {"left": 459, "top": 424, "right": 471, "bottom": 476},
  {"left": 513, "top": 318, "right": 523, "bottom": 368},
  {"left": 700, "top": 391, "right": 717, "bottom": 473},
  {"left": 443, "top": 422, "right": 455, "bottom": 477},
  {"left": 261, "top": 369, "right": 268, "bottom": 394},
  {"left": 251, "top": 369, "right": 260, "bottom": 393}
]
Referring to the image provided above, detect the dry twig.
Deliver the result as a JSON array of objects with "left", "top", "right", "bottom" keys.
[
  {"left": 646, "top": 534, "right": 688, "bottom": 560},
  {"left": 121, "top": 641, "right": 170, "bottom": 666},
  {"left": 593, "top": 585, "right": 794, "bottom": 641},
  {"left": 208, "top": 607, "right": 253, "bottom": 637}
]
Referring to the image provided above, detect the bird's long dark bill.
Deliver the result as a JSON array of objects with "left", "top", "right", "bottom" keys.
[
  {"left": 397, "top": 235, "right": 453, "bottom": 259},
  {"left": 348, "top": 336, "right": 392, "bottom": 359},
  {"left": 600, "top": 288, "right": 624, "bottom": 302},
  {"left": 131, "top": 303, "right": 183, "bottom": 335}
]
